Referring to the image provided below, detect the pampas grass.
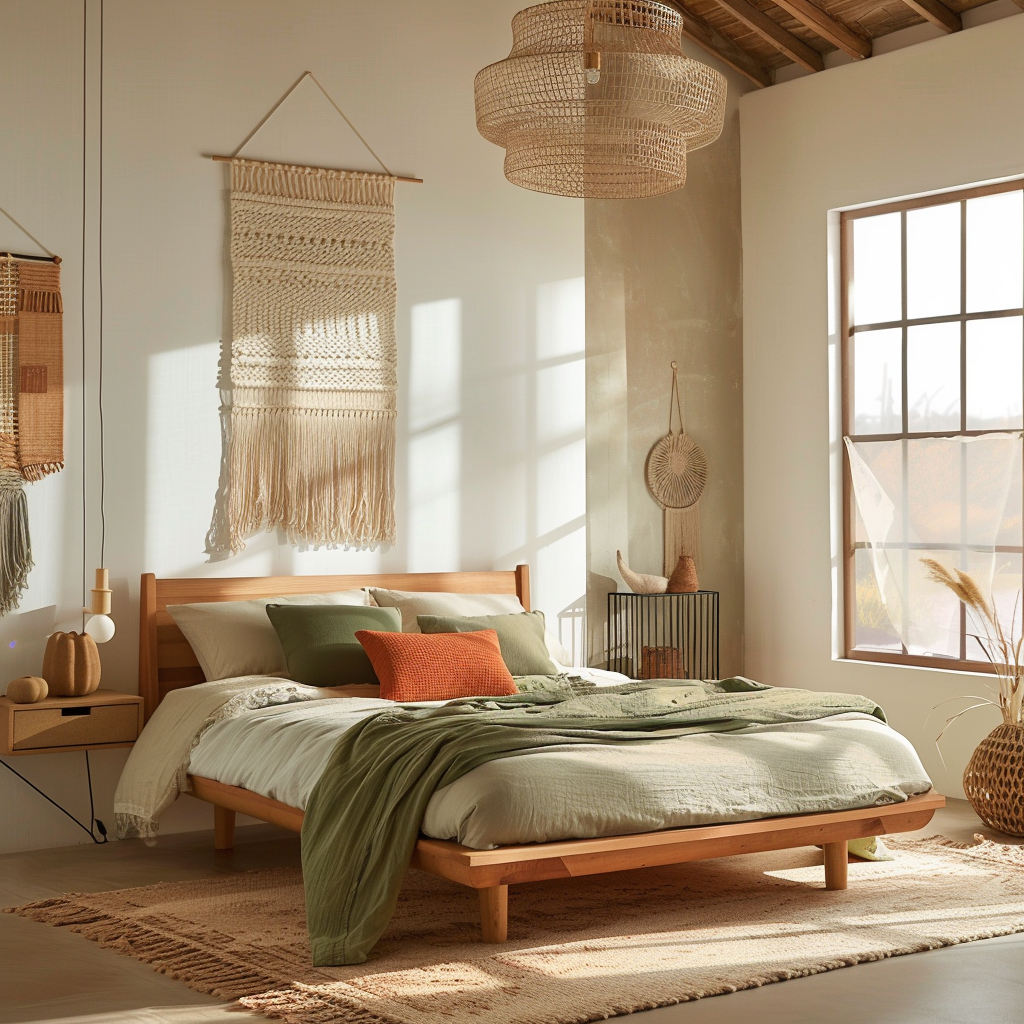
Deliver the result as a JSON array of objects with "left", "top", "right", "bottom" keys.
[{"left": 921, "top": 558, "right": 1024, "bottom": 744}]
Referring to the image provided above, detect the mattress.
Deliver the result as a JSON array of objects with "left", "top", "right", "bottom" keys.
[{"left": 188, "top": 696, "right": 933, "bottom": 850}]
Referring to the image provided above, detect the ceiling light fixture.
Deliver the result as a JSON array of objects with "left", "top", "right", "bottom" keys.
[{"left": 474, "top": 0, "right": 727, "bottom": 199}]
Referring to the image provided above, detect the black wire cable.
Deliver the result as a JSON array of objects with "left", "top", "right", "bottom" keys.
[
  {"left": 1, "top": 753, "right": 108, "bottom": 844},
  {"left": 97, "top": 0, "right": 106, "bottom": 568},
  {"left": 81, "top": 0, "right": 88, "bottom": 624}
]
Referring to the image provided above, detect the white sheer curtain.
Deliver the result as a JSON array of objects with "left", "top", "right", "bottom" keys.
[{"left": 845, "top": 433, "right": 1023, "bottom": 657}]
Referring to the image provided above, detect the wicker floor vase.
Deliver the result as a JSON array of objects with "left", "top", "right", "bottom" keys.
[{"left": 963, "top": 723, "right": 1024, "bottom": 836}]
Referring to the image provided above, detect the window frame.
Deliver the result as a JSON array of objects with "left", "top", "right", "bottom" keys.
[{"left": 841, "top": 177, "right": 1024, "bottom": 672}]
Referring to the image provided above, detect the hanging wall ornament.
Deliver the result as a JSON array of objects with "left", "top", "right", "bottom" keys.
[
  {"left": 645, "top": 361, "right": 705, "bottom": 576},
  {"left": 213, "top": 72, "right": 422, "bottom": 553},
  {"left": 0, "top": 248, "right": 64, "bottom": 615}
]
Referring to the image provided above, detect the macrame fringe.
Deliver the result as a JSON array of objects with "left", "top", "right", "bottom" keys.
[
  {"left": 232, "top": 158, "right": 396, "bottom": 207},
  {"left": 228, "top": 403, "right": 396, "bottom": 553},
  {"left": 664, "top": 503, "right": 701, "bottom": 576},
  {"left": 0, "top": 469, "right": 32, "bottom": 615},
  {"left": 20, "top": 460, "right": 64, "bottom": 482}
]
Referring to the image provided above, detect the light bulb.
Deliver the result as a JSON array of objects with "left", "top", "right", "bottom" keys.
[
  {"left": 585, "top": 68, "right": 601, "bottom": 85},
  {"left": 85, "top": 614, "right": 116, "bottom": 644}
]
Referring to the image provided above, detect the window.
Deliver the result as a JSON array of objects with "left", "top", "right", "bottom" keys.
[{"left": 841, "top": 179, "right": 1024, "bottom": 670}]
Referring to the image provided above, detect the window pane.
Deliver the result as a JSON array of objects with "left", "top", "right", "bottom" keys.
[
  {"left": 965, "top": 551, "right": 1023, "bottom": 662},
  {"left": 907, "top": 438, "right": 960, "bottom": 544},
  {"left": 907, "top": 202, "right": 960, "bottom": 320},
  {"left": 853, "top": 549, "right": 900, "bottom": 651},
  {"left": 967, "top": 190, "right": 1024, "bottom": 313},
  {"left": 907, "top": 321, "right": 960, "bottom": 432},
  {"left": 853, "top": 213, "right": 902, "bottom": 326},
  {"left": 966, "top": 316, "right": 1023, "bottom": 430},
  {"left": 907, "top": 549, "right": 962, "bottom": 658},
  {"left": 853, "top": 328, "right": 902, "bottom": 434}
]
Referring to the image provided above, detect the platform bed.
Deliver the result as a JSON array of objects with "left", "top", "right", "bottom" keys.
[{"left": 140, "top": 568, "right": 945, "bottom": 944}]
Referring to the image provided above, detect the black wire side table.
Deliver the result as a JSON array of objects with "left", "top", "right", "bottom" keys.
[{"left": 607, "top": 591, "right": 720, "bottom": 680}]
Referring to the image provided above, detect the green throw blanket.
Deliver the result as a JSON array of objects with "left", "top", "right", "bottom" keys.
[{"left": 301, "top": 678, "right": 886, "bottom": 965}]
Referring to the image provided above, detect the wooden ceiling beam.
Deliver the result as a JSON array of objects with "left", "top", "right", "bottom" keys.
[
  {"left": 770, "top": 0, "right": 872, "bottom": 59},
  {"left": 901, "top": 0, "right": 962, "bottom": 32},
  {"left": 668, "top": 2, "right": 773, "bottom": 88},
  {"left": 714, "top": 0, "right": 825, "bottom": 72}
]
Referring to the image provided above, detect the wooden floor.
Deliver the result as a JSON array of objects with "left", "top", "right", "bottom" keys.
[{"left": 0, "top": 799, "right": 1021, "bottom": 1024}]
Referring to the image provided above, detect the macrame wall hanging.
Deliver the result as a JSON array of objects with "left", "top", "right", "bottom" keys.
[
  {"left": 213, "top": 72, "right": 421, "bottom": 553},
  {"left": 645, "top": 361, "right": 705, "bottom": 575},
  {"left": 0, "top": 213, "right": 64, "bottom": 615}
]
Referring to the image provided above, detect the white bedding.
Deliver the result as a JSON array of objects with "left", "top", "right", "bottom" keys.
[{"left": 116, "top": 674, "right": 933, "bottom": 849}]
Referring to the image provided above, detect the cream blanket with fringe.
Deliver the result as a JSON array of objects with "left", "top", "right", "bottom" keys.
[{"left": 227, "top": 158, "right": 397, "bottom": 552}]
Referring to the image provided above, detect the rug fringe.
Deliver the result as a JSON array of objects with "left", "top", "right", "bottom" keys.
[
  {"left": 242, "top": 985, "right": 399, "bottom": 1024},
  {"left": 7, "top": 897, "right": 286, "bottom": 1000}
]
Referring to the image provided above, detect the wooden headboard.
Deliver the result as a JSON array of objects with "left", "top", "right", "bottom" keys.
[{"left": 139, "top": 566, "right": 531, "bottom": 721}]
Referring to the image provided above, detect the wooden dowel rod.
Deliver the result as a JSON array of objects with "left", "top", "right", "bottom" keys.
[
  {"left": 0, "top": 252, "right": 61, "bottom": 264},
  {"left": 208, "top": 154, "right": 422, "bottom": 184}
]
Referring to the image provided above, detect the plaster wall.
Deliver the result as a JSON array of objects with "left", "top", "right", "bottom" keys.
[
  {"left": 0, "top": 0, "right": 584, "bottom": 854},
  {"left": 741, "top": 14, "right": 1024, "bottom": 798},
  {"left": 586, "top": 56, "right": 748, "bottom": 677}
]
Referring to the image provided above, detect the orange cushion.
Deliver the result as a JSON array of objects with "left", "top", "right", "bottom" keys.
[{"left": 354, "top": 629, "right": 518, "bottom": 702}]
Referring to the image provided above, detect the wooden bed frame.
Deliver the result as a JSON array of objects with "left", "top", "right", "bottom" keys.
[{"left": 139, "top": 567, "right": 945, "bottom": 944}]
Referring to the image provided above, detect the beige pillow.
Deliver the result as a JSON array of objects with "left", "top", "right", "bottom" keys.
[
  {"left": 168, "top": 590, "right": 370, "bottom": 682},
  {"left": 366, "top": 589, "right": 526, "bottom": 633}
]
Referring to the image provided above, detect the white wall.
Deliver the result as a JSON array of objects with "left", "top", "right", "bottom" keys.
[
  {"left": 741, "top": 15, "right": 1024, "bottom": 797},
  {"left": 1, "top": 0, "right": 584, "bottom": 854}
]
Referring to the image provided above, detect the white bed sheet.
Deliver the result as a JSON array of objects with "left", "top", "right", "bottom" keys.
[{"left": 188, "top": 697, "right": 933, "bottom": 850}]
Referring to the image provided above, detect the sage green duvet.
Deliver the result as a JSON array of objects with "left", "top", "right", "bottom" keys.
[{"left": 302, "top": 679, "right": 888, "bottom": 965}]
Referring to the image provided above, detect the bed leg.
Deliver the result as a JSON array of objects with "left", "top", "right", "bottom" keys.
[
  {"left": 214, "top": 806, "right": 236, "bottom": 851},
  {"left": 824, "top": 840, "right": 848, "bottom": 890},
  {"left": 479, "top": 885, "right": 508, "bottom": 943}
]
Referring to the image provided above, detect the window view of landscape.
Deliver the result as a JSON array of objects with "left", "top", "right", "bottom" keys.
[{"left": 844, "top": 183, "right": 1024, "bottom": 668}]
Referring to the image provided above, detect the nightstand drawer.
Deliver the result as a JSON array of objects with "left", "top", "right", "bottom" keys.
[{"left": 11, "top": 703, "right": 139, "bottom": 751}]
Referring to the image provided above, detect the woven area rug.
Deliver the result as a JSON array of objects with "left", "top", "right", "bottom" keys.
[{"left": 9, "top": 836, "right": 1024, "bottom": 1024}]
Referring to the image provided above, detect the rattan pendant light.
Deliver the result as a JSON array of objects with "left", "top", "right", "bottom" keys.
[{"left": 474, "top": 0, "right": 727, "bottom": 199}]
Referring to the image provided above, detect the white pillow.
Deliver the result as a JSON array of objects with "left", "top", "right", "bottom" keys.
[
  {"left": 366, "top": 589, "right": 526, "bottom": 633},
  {"left": 167, "top": 590, "right": 370, "bottom": 682}
]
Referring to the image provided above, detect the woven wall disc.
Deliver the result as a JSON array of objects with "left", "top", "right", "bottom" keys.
[{"left": 645, "top": 431, "right": 707, "bottom": 509}]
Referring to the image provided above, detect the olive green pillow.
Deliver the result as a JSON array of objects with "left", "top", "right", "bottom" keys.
[
  {"left": 416, "top": 610, "right": 558, "bottom": 676},
  {"left": 266, "top": 604, "right": 401, "bottom": 687}
]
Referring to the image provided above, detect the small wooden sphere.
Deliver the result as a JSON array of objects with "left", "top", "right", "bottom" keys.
[{"left": 6, "top": 676, "right": 48, "bottom": 704}]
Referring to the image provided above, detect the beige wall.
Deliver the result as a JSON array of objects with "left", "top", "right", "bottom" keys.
[
  {"left": 741, "top": 15, "right": 1024, "bottom": 797},
  {"left": 586, "top": 54, "right": 748, "bottom": 677},
  {"left": 1, "top": 0, "right": 584, "bottom": 854}
]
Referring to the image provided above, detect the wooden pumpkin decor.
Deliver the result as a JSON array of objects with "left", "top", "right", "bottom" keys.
[
  {"left": 5, "top": 676, "right": 48, "bottom": 703},
  {"left": 42, "top": 631, "right": 101, "bottom": 696}
]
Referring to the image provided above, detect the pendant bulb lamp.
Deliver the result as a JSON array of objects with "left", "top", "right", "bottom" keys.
[
  {"left": 84, "top": 568, "right": 115, "bottom": 643},
  {"left": 474, "top": 0, "right": 727, "bottom": 199}
]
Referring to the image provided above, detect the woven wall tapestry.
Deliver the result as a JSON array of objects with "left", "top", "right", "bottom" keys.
[
  {"left": 0, "top": 256, "right": 63, "bottom": 614},
  {"left": 226, "top": 158, "right": 398, "bottom": 552}
]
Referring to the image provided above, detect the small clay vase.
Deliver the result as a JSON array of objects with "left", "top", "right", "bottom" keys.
[
  {"left": 5, "top": 676, "right": 48, "bottom": 703},
  {"left": 666, "top": 555, "right": 699, "bottom": 593}
]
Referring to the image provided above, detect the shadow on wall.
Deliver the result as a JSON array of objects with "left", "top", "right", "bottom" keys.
[{"left": 146, "top": 277, "right": 587, "bottom": 662}]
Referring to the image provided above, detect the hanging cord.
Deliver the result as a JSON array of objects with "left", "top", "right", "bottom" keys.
[
  {"left": 668, "top": 361, "right": 686, "bottom": 435},
  {"left": 229, "top": 70, "right": 393, "bottom": 177},
  {"left": 97, "top": 0, "right": 105, "bottom": 568},
  {"left": 0, "top": 203, "right": 58, "bottom": 261},
  {"left": 0, "top": 752, "right": 108, "bottom": 844},
  {"left": 81, "top": 0, "right": 88, "bottom": 627}
]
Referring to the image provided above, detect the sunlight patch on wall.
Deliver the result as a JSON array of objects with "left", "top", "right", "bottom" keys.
[
  {"left": 407, "top": 299, "right": 462, "bottom": 571},
  {"left": 145, "top": 343, "right": 224, "bottom": 574}
]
